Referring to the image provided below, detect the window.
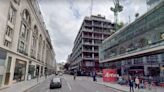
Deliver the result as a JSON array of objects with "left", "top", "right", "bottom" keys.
[
  {"left": 21, "top": 24, "right": 26, "bottom": 38},
  {"left": 5, "top": 26, "right": 13, "bottom": 38},
  {"left": 8, "top": 5, "right": 16, "bottom": 24},
  {"left": 134, "top": 57, "right": 143, "bottom": 64},
  {"left": 13, "top": 0, "right": 21, "bottom": 4},
  {"left": 146, "top": 55, "right": 158, "bottom": 64},
  {"left": 22, "top": 9, "right": 31, "bottom": 25},
  {"left": 160, "top": 33, "right": 164, "bottom": 40},
  {"left": 4, "top": 40, "right": 10, "bottom": 47},
  {"left": 20, "top": 41, "right": 25, "bottom": 52}
]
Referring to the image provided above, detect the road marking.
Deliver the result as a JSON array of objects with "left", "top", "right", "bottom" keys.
[
  {"left": 67, "top": 82, "right": 72, "bottom": 91},
  {"left": 58, "top": 90, "right": 61, "bottom": 92}
]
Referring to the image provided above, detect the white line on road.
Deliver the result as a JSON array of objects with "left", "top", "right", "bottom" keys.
[{"left": 67, "top": 82, "right": 72, "bottom": 91}]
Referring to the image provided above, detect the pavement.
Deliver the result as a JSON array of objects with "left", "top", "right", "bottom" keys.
[
  {"left": 1, "top": 74, "right": 163, "bottom": 92},
  {"left": 95, "top": 77, "right": 164, "bottom": 92},
  {"left": 25, "top": 74, "right": 122, "bottom": 92},
  {"left": 0, "top": 75, "right": 53, "bottom": 92}
]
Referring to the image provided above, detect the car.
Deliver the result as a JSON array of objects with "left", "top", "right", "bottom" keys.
[
  {"left": 50, "top": 78, "right": 62, "bottom": 89},
  {"left": 58, "top": 72, "right": 63, "bottom": 76}
]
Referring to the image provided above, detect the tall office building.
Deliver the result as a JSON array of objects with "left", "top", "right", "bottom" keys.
[
  {"left": 69, "top": 15, "right": 114, "bottom": 75},
  {"left": 0, "top": 0, "right": 56, "bottom": 87}
]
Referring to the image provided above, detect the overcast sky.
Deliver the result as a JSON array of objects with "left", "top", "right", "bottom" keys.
[{"left": 38, "top": 0, "right": 148, "bottom": 63}]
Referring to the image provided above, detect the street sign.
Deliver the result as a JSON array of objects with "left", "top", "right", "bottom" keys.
[{"left": 103, "top": 69, "right": 118, "bottom": 82}]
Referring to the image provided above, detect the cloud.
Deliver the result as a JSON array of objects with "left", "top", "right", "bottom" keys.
[{"left": 39, "top": 0, "right": 147, "bottom": 63}]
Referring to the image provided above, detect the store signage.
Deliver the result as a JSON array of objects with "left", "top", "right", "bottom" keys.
[
  {"left": 0, "top": 66, "right": 5, "bottom": 75},
  {"left": 103, "top": 69, "right": 118, "bottom": 82}
]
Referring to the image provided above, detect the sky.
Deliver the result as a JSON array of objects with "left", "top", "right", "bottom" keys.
[{"left": 38, "top": 0, "right": 148, "bottom": 63}]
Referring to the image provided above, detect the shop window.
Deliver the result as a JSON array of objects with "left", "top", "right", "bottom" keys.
[{"left": 13, "top": 59, "right": 26, "bottom": 82}]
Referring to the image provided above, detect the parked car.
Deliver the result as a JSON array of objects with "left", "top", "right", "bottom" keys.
[{"left": 50, "top": 78, "right": 62, "bottom": 89}]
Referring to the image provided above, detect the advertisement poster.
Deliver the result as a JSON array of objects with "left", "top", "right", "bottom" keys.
[{"left": 103, "top": 69, "right": 118, "bottom": 82}]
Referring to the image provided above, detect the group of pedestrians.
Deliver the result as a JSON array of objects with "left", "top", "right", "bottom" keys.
[
  {"left": 129, "top": 76, "right": 140, "bottom": 92},
  {"left": 128, "top": 76, "right": 153, "bottom": 92}
]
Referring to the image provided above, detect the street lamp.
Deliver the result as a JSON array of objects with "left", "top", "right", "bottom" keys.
[{"left": 110, "top": 0, "right": 123, "bottom": 31}]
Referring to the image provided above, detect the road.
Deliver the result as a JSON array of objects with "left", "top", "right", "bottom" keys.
[{"left": 26, "top": 74, "right": 122, "bottom": 92}]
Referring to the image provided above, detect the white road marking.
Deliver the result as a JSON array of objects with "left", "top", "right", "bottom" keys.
[{"left": 67, "top": 82, "right": 72, "bottom": 91}]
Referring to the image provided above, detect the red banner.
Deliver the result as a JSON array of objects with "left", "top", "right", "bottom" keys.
[{"left": 103, "top": 69, "right": 118, "bottom": 82}]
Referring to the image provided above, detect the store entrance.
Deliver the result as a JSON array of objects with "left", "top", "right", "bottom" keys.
[{"left": 13, "top": 59, "right": 26, "bottom": 82}]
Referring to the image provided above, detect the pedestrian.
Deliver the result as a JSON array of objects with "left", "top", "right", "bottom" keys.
[
  {"left": 92, "top": 71, "right": 97, "bottom": 82},
  {"left": 129, "top": 76, "right": 134, "bottom": 92},
  {"left": 148, "top": 76, "right": 152, "bottom": 90},
  {"left": 73, "top": 70, "right": 77, "bottom": 80},
  {"left": 135, "top": 76, "right": 140, "bottom": 90}
]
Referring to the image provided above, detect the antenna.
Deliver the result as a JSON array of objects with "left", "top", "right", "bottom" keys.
[{"left": 90, "top": 0, "right": 93, "bottom": 16}]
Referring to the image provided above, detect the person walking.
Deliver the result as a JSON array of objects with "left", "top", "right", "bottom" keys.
[
  {"left": 92, "top": 70, "right": 97, "bottom": 82},
  {"left": 73, "top": 70, "right": 77, "bottom": 80},
  {"left": 135, "top": 76, "right": 140, "bottom": 90},
  {"left": 129, "top": 76, "right": 134, "bottom": 92}
]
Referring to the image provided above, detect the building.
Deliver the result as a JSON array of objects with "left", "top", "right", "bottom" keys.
[
  {"left": 147, "top": 0, "right": 163, "bottom": 9},
  {"left": 0, "top": 0, "right": 56, "bottom": 87},
  {"left": 99, "top": 1, "right": 164, "bottom": 77},
  {"left": 69, "top": 15, "right": 114, "bottom": 75}
]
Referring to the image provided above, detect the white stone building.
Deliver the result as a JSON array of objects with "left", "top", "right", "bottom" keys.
[{"left": 0, "top": 0, "right": 56, "bottom": 87}]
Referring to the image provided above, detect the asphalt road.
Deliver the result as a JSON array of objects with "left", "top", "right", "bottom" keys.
[{"left": 26, "top": 74, "right": 122, "bottom": 92}]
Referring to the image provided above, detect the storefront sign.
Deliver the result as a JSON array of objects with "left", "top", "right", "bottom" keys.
[
  {"left": 0, "top": 66, "right": 5, "bottom": 75},
  {"left": 103, "top": 69, "right": 118, "bottom": 82}
]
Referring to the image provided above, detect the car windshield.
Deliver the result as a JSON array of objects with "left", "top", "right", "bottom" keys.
[{"left": 52, "top": 78, "right": 60, "bottom": 82}]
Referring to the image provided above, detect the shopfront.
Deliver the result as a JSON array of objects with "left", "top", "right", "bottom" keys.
[
  {"left": 0, "top": 48, "right": 7, "bottom": 87},
  {"left": 13, "top": 59, "right": 27, "bottom": 82}
]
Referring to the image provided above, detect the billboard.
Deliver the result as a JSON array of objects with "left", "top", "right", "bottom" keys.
[{"left": 103, "top": 69, "right": 118, "bottom": 82}]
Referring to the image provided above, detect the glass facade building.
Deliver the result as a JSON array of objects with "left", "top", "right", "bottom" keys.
[{"left": 99, "top": 1, "right": 164, "bottom": 77}]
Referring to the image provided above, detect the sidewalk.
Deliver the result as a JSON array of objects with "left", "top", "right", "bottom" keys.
[
  {"left": 0, "top": 75, "right": 53, "bottom": 92},
  {"left": 96, "top": 77, "right": 164, "bottom": 92}
]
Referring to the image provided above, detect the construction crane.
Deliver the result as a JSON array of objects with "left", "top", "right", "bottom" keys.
[{"left": 110, "top": 0, "right": 123, "bottom": 31}]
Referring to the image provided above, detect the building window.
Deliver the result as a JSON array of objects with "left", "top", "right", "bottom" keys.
[
  {"left": 146, "top": 55, "right": 158, "bottom": 64},
  {"left": 22, "top": 9, "right": 31, "bottom": 25},
  {"left": 20, "top": 41, "right": 25, "bottom": 51},
  {"left": 161, "top": 53, "right": 164, "bottom": 62},
  {"left": 20, "top": 24, "right": 26, "bottom": 39},
  {"left": 13, "top": 0, "right": 21, "bottom": 4},
  {"left": 4, "top": 40, "right": 11, "bottom": 47},
  {"left": 5, "top": 26, "right": 13, "bottom": 38},
  {"left": 134, "top": 57, "right": 143, "bottom": 64},
  {"left": 160, "top": 33, "right": 164, "bottom": 40},
  {"left": 8, "top": 4, "right": 16, "bottom": 24}
]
